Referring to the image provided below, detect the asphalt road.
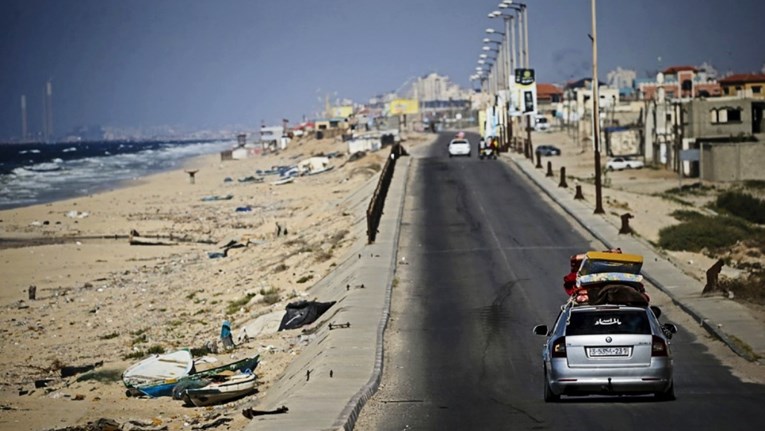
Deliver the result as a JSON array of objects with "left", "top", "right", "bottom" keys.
[{"left": 354, "top": 132, "right": 765, "bottom": 430}]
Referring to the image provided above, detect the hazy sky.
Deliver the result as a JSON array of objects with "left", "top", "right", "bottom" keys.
[{"left": 1, "top": 0, "right": 763, "bottom": 140}]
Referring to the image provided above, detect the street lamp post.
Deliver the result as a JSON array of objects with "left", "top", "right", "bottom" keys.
[
  {"left": 591, "top": 0, "right": 605, "bottom": 214},
  {"left": 498, "top": 1, "right": 529, "bottom": 155}
]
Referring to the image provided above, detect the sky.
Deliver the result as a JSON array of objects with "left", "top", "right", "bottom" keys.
[{"left": 1, "top": 0, "right": 764, "bottom": 141}]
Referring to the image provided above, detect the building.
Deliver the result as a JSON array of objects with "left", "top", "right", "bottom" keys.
[
  {"left": 536, "top": 83, "right": 563, "bottom": 104},
  {"left": 718, "top": 73, "right": 765, "bottom": 99},
  {"left": 607, "top": 67, "right": 637, "bottom": 98},
  {"left": 650, "top": 97, "right": 765, "bottom": 181},
  {"left": 638, "top": 66, "right": 722, "bottom": 100},
  {"left": 410, "top": 73, "right": 469, "bottom": 103}
]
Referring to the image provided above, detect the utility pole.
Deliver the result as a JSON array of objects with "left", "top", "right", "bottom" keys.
[{"left": 591, "top": 0, "right": 605, "bottom": 214}]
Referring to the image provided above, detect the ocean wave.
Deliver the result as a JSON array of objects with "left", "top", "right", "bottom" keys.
[{"left": 0, "top": 139, "right": 232, "bottom": 210}]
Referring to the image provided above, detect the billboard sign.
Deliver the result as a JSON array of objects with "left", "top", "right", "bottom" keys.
[
  {"left": 514, "top": 68, "right": 537, "bottom": 116},
  {"left": 389, "top": 98, "right": 420, "bottom": 115}
]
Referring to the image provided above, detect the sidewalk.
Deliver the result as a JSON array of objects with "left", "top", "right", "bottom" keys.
[
  {"left": 506, "top": 150, "right": 765, "bottom": 362},
  {"left": 246, "top": 154, "right": 412, "bottom": 431}
]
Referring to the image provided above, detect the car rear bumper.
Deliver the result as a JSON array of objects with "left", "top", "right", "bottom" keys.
[
  {"left": 547, "top": 358, "right": 672, "bottom": 395},
  {"left": 449, "top": 149, "right": 470, "bottom": 156}
]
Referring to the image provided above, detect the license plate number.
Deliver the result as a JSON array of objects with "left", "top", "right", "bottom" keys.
[{"left": 588, "top": 347, "right": 630, "bottom": 357}]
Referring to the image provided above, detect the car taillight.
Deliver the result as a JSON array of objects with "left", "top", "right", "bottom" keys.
[
  {"left": 552, "top": 337, "right": 567, "bottom": 358},
  {"left": 652, "top": 335, "right": 668, "bottom": 357}
]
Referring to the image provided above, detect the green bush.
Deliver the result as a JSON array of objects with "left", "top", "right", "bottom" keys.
[
  {"left": 715, "top": 191, "right": 765, "bottom": 224},
  {"left": 227, "top": 293, "right": 256, "bottom": 314},
  {"left": 669, "top": 210, "right": 706, "bottom": 222},
  {"left": 658, "top": 213, "right": 754, "bottom": 253},
  {"left": 743, "top": 180, "right": 765, "bottom": 190},
  {"left": 719, "top": 272, "right": 765, "bottom": 305}
]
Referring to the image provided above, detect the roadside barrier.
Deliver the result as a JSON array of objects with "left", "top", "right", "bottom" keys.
[
  {"left": 558, "top": 167, "right": 568, "bottom": 188},
  {"left": 366, "top": 143, "right": 408, "bottom": 243}
]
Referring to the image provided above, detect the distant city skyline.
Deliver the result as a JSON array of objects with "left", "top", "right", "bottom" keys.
[{"left": 1, "top": 0, "right": 763, "bottom": 141}]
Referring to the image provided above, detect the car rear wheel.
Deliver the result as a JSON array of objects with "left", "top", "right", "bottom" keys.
[
  {"left": 654, "top": 382, "right": 676, "bottom": 401},
  {"left": 543, "top": 368, "right": 559, "bottom": 402}
]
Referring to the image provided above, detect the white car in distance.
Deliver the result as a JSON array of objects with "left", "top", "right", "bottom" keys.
[
  {"left": 606, "top": 156, "right": 644, "bottom": 171},
  {"left": 448, "top": 139, "right": 471, "bottom": 157}
]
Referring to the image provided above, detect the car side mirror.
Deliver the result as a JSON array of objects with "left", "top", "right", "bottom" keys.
[
  {"left": 533, "top": 324, "right": 548, "bottom": 336},
  {"left": 650, "top": 305, "right": 662, "bottom": 319},
  {"left": 662, "top": 323, "right": 678, "bottom": 339}
]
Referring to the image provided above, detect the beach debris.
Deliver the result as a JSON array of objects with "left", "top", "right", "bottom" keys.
[
  {"left": 200, "top": 194, "right": 233, "bottom": 202},
  {"left": 220, "top": 320, "right": 235, "bottom": 350},
  {"left": 35, "top": 378, "right": 55, "bottom": 388},
  {"left": 122, "top": 418, "right": 168, "bottom": 431},
  {"left": 235, "top": 206, "right": 252, "bottom": 212},
  {"left": 128, "top": 230, "right": 177, "bottom": 246},
  {"left": 61, "top": 361, "right": 104, "bottom": 378},
  {"left": 207, "top": 239, "right": 247, "bottom": 259},
  {"left": 223, "top": 176, "right": 233, "bottom": 183},
  {"left": 298, "top": 156, "right": 333, "bottom": 176},
  {"left": 184, "top": 169, "right": 198, "bottom": 184},
  {"left": 66, "top": 210, "right": 90, "bottom": 219},
  {"left": 328, "top": 322, "right": 351, "bottom": 330},
  {"left": 242, "top": 405, "right": 289, "bottom": 418},
  {"left": 28, "top": 285, "right": 37, "bottom": 300},
  {"left": 237, "top": 175, "right": 264, "bottom": 183},
  {"left": 277, "top": 300, "right": 336, "bottom": 331},
  {"left": 271, "top": 176, "right": 294, "bottom": 185},
  {"left": 191, "top": 417, "right": 232, "bottom": 430}
]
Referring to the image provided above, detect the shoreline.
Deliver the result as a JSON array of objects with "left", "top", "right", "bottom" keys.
[{"left": 0, "top": 140, "right": 233, "bottom": 212}]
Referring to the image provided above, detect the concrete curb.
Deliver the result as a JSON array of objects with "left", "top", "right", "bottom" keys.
[{"left": 334, "top": 154, "right": 411, "bottom": 430}]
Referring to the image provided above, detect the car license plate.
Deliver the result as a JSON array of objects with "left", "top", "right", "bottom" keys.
[{"left": 588, "top": 347, "right": 630, "bottom": 357}]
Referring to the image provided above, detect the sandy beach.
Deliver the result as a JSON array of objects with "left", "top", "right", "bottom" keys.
[{"left": 0, "top": 132, "right": 429, "bottom": 431}]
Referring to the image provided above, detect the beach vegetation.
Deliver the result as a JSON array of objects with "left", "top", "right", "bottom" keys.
[
  {"left": 315, "top": 250, "right": 333, "bottom": 262},
  {"left": 226, "top": 293, "right": 256, "bottom": 314},
  {"left": 260, "top": 287, "right": 280, "bottom": 305},
  {"left": 146, "top": 344, "right": 165, "bottom": 355},
  {"left": 273, "top": 263, "right": 289, "bottom": 273},
  {"left": 658, "top": 210, "right": 757, "bottom": 253},
  {"left": 284, "top": 238, "right": 308, "bottom": 248},
  {"left": 719, "top": 271, "right": 765, "bottom": 305},
  {"left": 167, "top": 319, "right": 183, "bottom": 328},
  {"left": 186, "top": 290, "right": 204, "bottom": 300},
  {"left": 131, "top": 333, "right": 147, "bottom": 345},
  {"left": 743, "top": 180, "right": 765, "bottom": 190},
  {"left": 714, "top": 191, "right": 765, "bottom": 224},
  {"left": 296, "top": 274, "right": 314, "bottom": 284},
  {"left": 99, "top": 332, "right": 119, "bottom": 340},
  {"left": 663, "top": 182, "right": 716, "bottom": 196},
  {"left": 329, "top": 229, "right": 349, "bottom": 247}
]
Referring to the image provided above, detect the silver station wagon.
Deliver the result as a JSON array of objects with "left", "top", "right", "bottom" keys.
[{"left": 533, "top": 304, "right": 677, "bottom": 402}]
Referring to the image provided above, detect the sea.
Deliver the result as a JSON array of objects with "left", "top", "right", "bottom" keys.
[{"left": 0, "top": 139, "right": 234, "bottom": 210}]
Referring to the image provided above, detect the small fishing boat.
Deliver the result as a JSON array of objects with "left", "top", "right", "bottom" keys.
[
  {"left": 182, "top": 372, "right": 258, "bottom": 407},
  {"left": 125, "top": 352, "right": 260, "bottom": 398},
  {"left": 171, "top": 355, "right": 260, "bottom": 400},
  {"left": 272, "top": 176, "right": 294, "bottom": 185},
  {"left": 123, "top": 350, "right": 194, "bottom": 398}
]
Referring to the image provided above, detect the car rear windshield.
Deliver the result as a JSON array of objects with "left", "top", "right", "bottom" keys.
[
  {"left": 451, "top": 140, "right": 468, "bottom": 145},
  {"left": 566, "top": 310, "right": 650, "bottom": 335}
]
